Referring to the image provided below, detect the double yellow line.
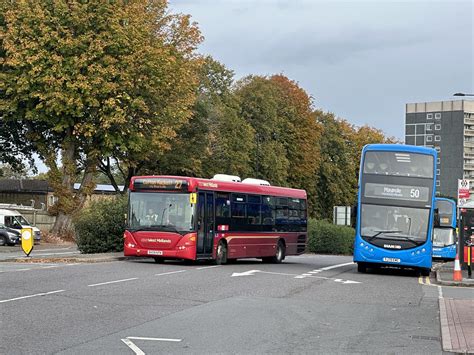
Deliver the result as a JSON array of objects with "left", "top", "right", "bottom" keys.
[{"left": 418, "top": 276, "right": 431, "bottom": 285}]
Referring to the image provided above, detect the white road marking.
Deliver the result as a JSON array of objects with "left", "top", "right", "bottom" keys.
[
  {"left": 231, "top": 270, "right": 261, "bottom": 277},
  {"left": 88, "top": 278, "right": 138, "bottom": 287},
  {"left": 121, "top": 338, "right": 145, "bottom": 355},
  {"left": 155, "top": 270, "right": 187, "bottom": 276},
  {"left": 438, "top": 285, "right": 443, "bottom": 299},
  {"left": 196, "top": 265, "right": 221, "bottom": 270},
  {"left": 317, "top": 262, "right": 355, "bottom": 271},
  {"left": 128, "top": 336, "right": 182, "bottom": 342},
  {"left": 295, "top": 262, "right": 355, "bottom": 279},
  {"left": 121, "top": 336, "right": 182, "bottom": 354},
  {"left": 231, "top": 269, "right": 361, "bottom": 284},
  {"left": 0, "top": 289, "right": 65, "bottom": 304}
]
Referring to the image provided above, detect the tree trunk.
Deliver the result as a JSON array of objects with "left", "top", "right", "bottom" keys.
[
  {"left": 51, "top": 212, "right": 75, "bottom": 241},
  {"left": 50, "top": 136, "right": 97, "bottom": 239}
]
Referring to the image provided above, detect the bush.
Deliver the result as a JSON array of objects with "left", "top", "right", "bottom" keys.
[
  {"left": 307, "top": 219, "right": 355, "bottom": 255},
  {"left": 75, "top": 196, "right": 127, "bottom": 254}
]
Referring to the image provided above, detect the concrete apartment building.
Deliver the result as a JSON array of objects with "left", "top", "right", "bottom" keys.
[{"left": 405, "top": 100, "right": 474, "bottom": 199}]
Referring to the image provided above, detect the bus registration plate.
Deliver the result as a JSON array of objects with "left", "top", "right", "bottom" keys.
[
  {"left": 148, "top": 250, "right": 163, "bottom": 256},
  {"left": 383, "top": 257, "right": 400, "bottom": 263}
]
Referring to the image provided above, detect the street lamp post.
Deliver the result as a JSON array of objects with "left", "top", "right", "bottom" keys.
[{"left": 454, "top": 92, "right": 474, "bottom": 266}]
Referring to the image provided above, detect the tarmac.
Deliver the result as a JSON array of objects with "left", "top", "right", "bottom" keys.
[{"left": 2, "top": 244, "right": 473, "bottom": 353}]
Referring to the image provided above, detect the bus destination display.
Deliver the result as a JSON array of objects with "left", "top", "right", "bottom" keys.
[
  {"left": 133, "top": 178, "right": 188, "bottom": 191},
  {"left": 364, "top": 183, "right": 429, "bottom": 202}
]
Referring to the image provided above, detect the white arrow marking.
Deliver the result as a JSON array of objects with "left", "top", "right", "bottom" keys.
[
  {"left": 231, "top": 270, "right": 360, "bottom": 284},
  {"left": 231, "top": 270, "right": 261, "bottom": 277}
]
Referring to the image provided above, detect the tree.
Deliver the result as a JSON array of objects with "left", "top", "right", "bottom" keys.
[
  {"left": 1, "top": 1, "right": 202, "bottom": 237},
  {"left": 314, "top": 112, "right": 358, "bottom": 220},
  {"left": 235, "top": 75, "right": 321, "bottom": 196},
  {"left": 150, "top": 56, "right": 255, "bottom": 179},
  {"left": 0, "top": 164, "right": 28, "bottom": 179}
]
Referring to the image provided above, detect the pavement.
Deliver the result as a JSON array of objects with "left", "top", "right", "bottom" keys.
[
  {"left": 435, "top": 261, "right": 474, "bottom": 287},
  {"left": 434, "top": 261, "right": 474, "bottom": 354}
]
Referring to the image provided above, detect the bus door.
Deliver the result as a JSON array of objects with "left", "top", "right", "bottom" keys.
[{"left": 197, "top": 192, "right": 215, "bottom": 258}]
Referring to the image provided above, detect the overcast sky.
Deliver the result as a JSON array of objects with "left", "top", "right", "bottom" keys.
[{"left": 169, "top": 0, "right": 473, "bottom": 140}]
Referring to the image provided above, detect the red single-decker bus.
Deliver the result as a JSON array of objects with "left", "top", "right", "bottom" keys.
[{"left": 124, "top": 175, "right": 307, "bottom": 264}]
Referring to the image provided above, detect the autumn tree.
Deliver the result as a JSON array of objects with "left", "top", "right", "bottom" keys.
[
  {"left": 151, "top": 56, "right": 255, "bottom": 179},
  {"left": 1, "top": 0, "right": 202, "bottom": 236},
  {"left": 235, "top": 75, "right": 321, "bottom": 194}
]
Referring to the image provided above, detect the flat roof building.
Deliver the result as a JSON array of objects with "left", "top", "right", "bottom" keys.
[{"left": 405, "top": 100, "right": 474, "bottom": 199}]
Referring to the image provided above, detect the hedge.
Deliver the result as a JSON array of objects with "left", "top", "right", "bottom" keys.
[
  {"left": 75, "top": 196, "right": 127, "bottom": 254},
  {"left": 307, "top": 219, "right": 355, "bottom": 255}
]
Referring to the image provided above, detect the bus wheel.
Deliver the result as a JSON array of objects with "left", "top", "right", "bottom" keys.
[
  {"left": 271, "top": 241, "right": 285, "bottom": 264},
  {"left": 154, "top": 257, "right": 166, "bottom": 263},
  {"left": 357, "top": 262, "right": 367, "bottom": 273},
  {"left": 420, "top": 268, "right": 431, "bottom": 277},
  {"left": 216, "top": 241, "right": 227, "bottom": 265}
]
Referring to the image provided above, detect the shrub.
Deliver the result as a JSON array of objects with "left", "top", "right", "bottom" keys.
[
  {"left": 307, "top": 219, "right": 355, "bottom": 255},
  {"left": 75, "top": 196, "right": 127, "bottom": 253}
]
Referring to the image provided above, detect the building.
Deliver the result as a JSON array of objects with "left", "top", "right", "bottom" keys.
[
  {"left": 405, "top": 100, "right": 474, "bottom": 198},
  {"left": 0, "top": 179, "right": 54, "bottom": 210},
  {"left": 0, "top": 179, "right": 124, "bottom": 211}
]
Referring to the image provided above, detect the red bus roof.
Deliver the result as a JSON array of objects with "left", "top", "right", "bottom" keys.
[{"left": 130, "top": 175, "right": 307, "bottom": 199}]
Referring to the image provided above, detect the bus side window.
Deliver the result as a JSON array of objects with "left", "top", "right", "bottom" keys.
[
  {"left": 216, "top": 193, "right": 231, "bottom": 227},
  {"left": 261, "top": 196, "right": 275, "bottom": 231}
]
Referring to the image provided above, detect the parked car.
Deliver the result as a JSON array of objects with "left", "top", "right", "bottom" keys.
[
  {"left": 0, "top": 209, "right": 41, "bottom": 243},
  {"left": 0, "top": 223, "right": 20, "bottom": 246}
]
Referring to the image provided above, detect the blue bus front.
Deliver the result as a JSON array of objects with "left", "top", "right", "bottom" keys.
[
  {"left": 353, "top": 144, "right": 437, "bottom": 275},
  {"left": 432, "top": 197, "right": 457, "bottom": 260}
]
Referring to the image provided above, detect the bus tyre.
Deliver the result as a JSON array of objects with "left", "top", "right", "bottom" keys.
[
  {"left": 420, "top": 268, "right": 431, "bottom": 277},
  {"left": 271, "top": 241, "right": 285, "bottom": 264},
  {"left": 216, "top": 241, "right": 227, "bottom": 265},
  {"left": 357, "top": 262, "right": 367, "bottom": 273}
]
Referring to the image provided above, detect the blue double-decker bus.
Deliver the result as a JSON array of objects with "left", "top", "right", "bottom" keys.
[
  {"left": 432, "top": 197, "right": 457, "bottom": 260},
  {"left": 353, "top": 144, "right": 437, "bottom": 276}
]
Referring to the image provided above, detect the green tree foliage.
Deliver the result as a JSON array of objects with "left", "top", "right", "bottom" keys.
[
  {"left": 314, "top": 112, "right": 358, "bottom": 219},
  {"left": 314, "top": 113, "right": 394, "bottom": 220},
  {"left": 152, "top": 56, "right": 255, "bottom": 178},
  {"left": 0, "top": 164, "right": 28, "bottom": 179},
  {"left": 1, "top": 0, "right": 202, "bottom": 236}
]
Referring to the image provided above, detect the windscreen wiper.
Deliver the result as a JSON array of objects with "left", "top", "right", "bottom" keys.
[
  {"left": 382, "top": 235, "right": 424, "bottom": 246},
  {"left": 367, "top": 230, "right": 402, "bottom": 241}
]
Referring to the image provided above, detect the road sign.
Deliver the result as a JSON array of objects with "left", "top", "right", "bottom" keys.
[
  {"left": 21, "top": 228, "right": 34, "bottom": 257},
  {"left": 458, "top": 179, "right": 470, "bottom": 200}
]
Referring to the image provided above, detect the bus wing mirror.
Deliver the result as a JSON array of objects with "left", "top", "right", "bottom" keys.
[{"left": 350, "top": 205, "right": 357, "bottom": 229}]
